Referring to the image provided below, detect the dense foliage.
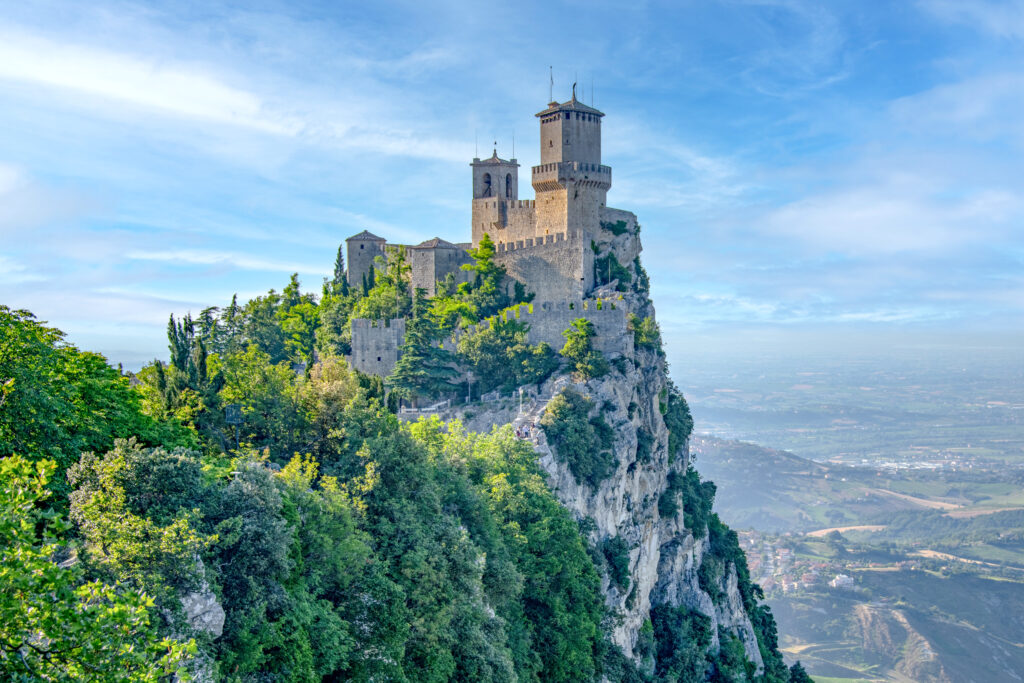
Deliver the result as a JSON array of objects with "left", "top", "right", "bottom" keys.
[
  {"left": 560, "top": 318, "right": 610, "bottom": 380},
  {"left": 540, "top": 389, "right": 617, "bottom": 488},
  {"left": 0, "top": 455, "right": 192, "bottom": 680},
  {"left": 456, "top": 317, "right": 560, "bottom": 395},
  {"left": 0, "top": 307, "right": 192, "bottom": 503},
  {"left": 0, "top": 236, "right": 795, "bottom": 681}
]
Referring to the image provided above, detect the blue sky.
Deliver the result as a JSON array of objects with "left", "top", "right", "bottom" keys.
[{"left": 1, "top": 0, "right": 1022, "bottom": 369}]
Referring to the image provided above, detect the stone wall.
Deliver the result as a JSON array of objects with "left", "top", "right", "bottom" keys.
[
  {"left": 442, "top": 298, "right": 633, "bottom": 359},
  {"left": 348, "top": 318, "right": 405, "bottom": 376},
  {"left": 495, "top": 232, "right": 594, "bottom": 301}
]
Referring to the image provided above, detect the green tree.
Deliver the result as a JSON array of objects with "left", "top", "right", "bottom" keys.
[
  {"left": 352, "top": 247, "right": 412, "bottom": 322},
  {"left": 0, "top": 306, "right": 191, "bottom": 503},
  {"left": 789, "top": 661, "right": 814, "bottom": 682},
  {"left": 456, "top": 317, "right": 559, "bottom": 394},
  {"left": 332, "top": 245, "right": 346, "bottom": 290},
  {"left": 431, "top": 233, "right": 531, "bottom": 328},
  {"left": 0, "top": 455, "right": 193, "bottom": 681},
  {"left": 67, "top": 440, "right": 213, "bottom": 602},
  {"left": 560, "top": 318, "right": 609, "bottom": 380},
  {"left": 387, "top": 289, "right": 456, "bottom": 403},
  {"left": 219, "top": 345, "right": 304, "bottom": 456}
]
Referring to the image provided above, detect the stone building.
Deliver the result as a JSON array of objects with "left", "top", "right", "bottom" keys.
[
  {"left": 345, "top": 230, "right": 387, "bottom": 289},
  {"left": 346, "top": 91, "right": 638, "bottom": 376},
  {"left": 349, "top": 318, "right": 406, "bottom": 376},
  {"left": 408, "top": 237, "right": 473, "bottom": 296}
]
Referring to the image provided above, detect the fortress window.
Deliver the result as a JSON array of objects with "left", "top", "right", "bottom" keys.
[
  {"left": 377, "top": 356, "right": 381, "bottom": 362},
  {"left": 505, "top": 174, "right": 512, "bottom": 198},
  {"left": 360, "top": 244, "right": 364, "bottom": 249},
  {"left": 565, "top": 112, "right": 570, "bottom": 119},
  {"left": 482, "top": 172, "right": 492, "bottom": 197}
]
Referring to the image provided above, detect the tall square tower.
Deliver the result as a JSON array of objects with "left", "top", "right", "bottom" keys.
[{"left": 533, "top": 92, "right": 611, "bottom": 238}]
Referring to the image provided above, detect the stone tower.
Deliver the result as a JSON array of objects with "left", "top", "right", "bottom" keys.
[
  {"left": 470, "top": 150, "right": 520, "bottom": 246},
  {"left": 346, "top": 230, "right": 387, "bottom": 289},
  {"left": 533, "top": 91, "right": 610, "bottom": 239},
  {"left": 471, "top": 149, "right": 519, "bottom": 201}
]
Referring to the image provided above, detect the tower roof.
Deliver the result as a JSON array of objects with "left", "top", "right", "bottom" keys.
[
  {"left": 472, "top": 149, "right": 518, "bottom": 166},
  {"left": 346, "top": 230, "right": 386, "bottom": 242},
  {"left": 411, "top": 237, "right": 460, "bottom": 250},
  {"left": 535, "top": 92, "right": 604, "bottom": 118}
]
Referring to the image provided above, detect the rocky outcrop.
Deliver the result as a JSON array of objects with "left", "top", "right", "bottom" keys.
[
  {"left": 429, "top": 226, "right": 769, "bottom": 673},
  {"left": 181, "top": 580, "right": 226, "bottom": 638}
]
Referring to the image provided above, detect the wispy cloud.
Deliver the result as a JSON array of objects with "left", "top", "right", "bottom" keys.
[
  {"left": 0, "top": 28, "right": 301, "bottom": 135},
  {"left": 760, "top": 181, "right": 1020, "bottom": 254},
  {"left": 921, "top": 0, "right": 1024, "bottom": 39},
  {"left": 125, "top": 249, "right": 327, "bottom": 275}
]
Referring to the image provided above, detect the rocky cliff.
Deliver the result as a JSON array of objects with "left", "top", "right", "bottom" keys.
[{"left": 429, "top": 223, "right": 776, "bottom": 675}]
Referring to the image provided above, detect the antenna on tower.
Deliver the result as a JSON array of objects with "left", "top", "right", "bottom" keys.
[{"left": 549, "top": 66, "right": 553, "bottom": 102}]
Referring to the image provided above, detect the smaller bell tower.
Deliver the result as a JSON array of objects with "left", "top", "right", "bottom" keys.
[
  {"left": 471, "top": 148, "right": 519, "bottom": 245},
  {"left": 471, "top": 148, "right": 519, "bottom": 200}
]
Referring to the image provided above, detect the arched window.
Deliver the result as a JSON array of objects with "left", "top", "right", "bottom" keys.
[
  {"left": 482, "top": 173, "right": 492, "bottom": 197},
  {"left": 505, "top": 174, "right": 512, "bottom": 198}
]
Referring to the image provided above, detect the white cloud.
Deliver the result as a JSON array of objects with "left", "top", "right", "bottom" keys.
[
  {"left": 760, "top": 181, "right": 1020, "bottom": 254},
  {"left": 891, "top": 73, "right": 1024, "bottom": 146},
  {"left": 0, "top": 255, "right": 47, "bottom": 284},
  {"left": 125, "top": 249, "right": 326, "bottom": 275},
  {"left": 0, "top": 162, "right": 98, "bottom": 236},
  {"left": 0, "top": 28, "right": 301, "bottom": 135},
  {"left": 921, "top": 0, "right": 1024, "bottom": 39}
]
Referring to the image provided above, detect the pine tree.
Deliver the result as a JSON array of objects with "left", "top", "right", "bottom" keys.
[
  {"left": 332, "top": 245, "right": 346, "bottom": 288},
  {"left": 386, "top": 289, "right": 455, "bottom": 403},
  {"left": 789, "top": 661, "right": 814, "bottom": 683}
]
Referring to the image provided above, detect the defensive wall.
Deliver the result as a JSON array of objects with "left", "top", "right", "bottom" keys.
[
  {"left": 494, "top": 231, "right": 594, "bottom": 302},
  {"left": 442, "top": 298, "right": 633, "bottom": 360},
  {"left": 348, "top": 318, "right": 406, "bottom": 376}
]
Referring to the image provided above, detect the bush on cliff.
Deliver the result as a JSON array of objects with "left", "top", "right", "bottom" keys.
[
  {"left": 561, "top": 318, "right": 610, "bottom": 380},
  {"left": 540, "top": 388, "right": 617, "bottom": 488}
]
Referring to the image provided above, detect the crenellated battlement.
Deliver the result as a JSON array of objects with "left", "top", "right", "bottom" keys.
[{"left": 494, "top": 232, "right": 569, "bottom": 253}]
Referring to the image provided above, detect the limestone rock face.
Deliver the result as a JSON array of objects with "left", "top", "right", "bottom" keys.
[
  {"left": 427, "top": 223, "right": 767, "bottom": 672},
  {"left": 181, "top": 581, "right": 226, "bottom": 638}
]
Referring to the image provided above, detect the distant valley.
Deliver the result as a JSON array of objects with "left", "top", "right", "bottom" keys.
[{"left": 695, "top": 436, "right": 1024, "bottom": 682}]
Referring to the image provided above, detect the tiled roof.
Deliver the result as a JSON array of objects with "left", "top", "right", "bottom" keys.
[
  {"left": 412, "top": 237, "right": 460, "bottom": 249},
  {"left": 535, "top": 94, "right": 604, "bottom": 118},
  {"left": 346, "top": 230, "right": 386, "bottom": 242}
]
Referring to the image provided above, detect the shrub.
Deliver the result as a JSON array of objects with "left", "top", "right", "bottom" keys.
[
  {"left": 602, "top": 536, "right": 631, "bottom": 591},
  {"left": 600, "top": 220, "right": 630, "bottom": 236},
  {"left": 541, "top": 389, "right": 617, "bottom": 488},
  {"left": 628, "top": 314, "right": 661, "bottom": 351},
  {"left": 594, "top": 252, "right": 631, "bottom": 290},
  {"left": 561, "top": 319, "right": 610, "bottom": 380},
  {"left": 650, "top": 604, "right": 712, "bottom": 681},
  {"left": 635, "top": 428, "right": 654, "bottom": 465},
  {"left": 663, "top": 383, "right": 694, "bottom": 462}
]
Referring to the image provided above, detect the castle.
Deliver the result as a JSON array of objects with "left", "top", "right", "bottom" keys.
[{"left": 348, "top": 91, "right": 640, "bottom": 377}]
